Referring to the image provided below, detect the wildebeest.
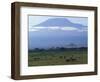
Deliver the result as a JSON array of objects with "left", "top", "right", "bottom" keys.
[
  {"left": 33, "top": 57, "right": 41, "bottom": 61},
  {"left": 65, "top": 56, "right": 79, "bottom": 62}
]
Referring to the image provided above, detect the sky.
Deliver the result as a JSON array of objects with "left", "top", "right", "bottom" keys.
[{"left": 28, "top": 15, "right": 88, "bottom": 49}]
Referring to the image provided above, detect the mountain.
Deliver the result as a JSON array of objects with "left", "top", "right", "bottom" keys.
[
  {"left": 29, "top": 17, "right": 87, "bottom": 49},
  {"left": 34, "top": 18, "right": 87, "bottom": 29}
]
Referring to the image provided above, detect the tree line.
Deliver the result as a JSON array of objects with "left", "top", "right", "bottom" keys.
[{"left": 29, "top": 45, "right": 87, "bottom": 52}]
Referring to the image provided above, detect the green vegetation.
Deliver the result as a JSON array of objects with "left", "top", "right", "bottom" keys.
[{"left": 28, "top": 48, "right": 87, "bottom": 66}]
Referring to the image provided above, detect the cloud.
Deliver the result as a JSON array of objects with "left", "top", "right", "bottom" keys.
[
  {"left": 29, "top": 26, "right": 87, "bottom": 32},
  {"left": 29, "top": 28, "right": 39, "bottom": 32},
  {"left": 33, "top": 27, "right": 46, "bottom": 29},
  {"left": 61, "top": 27, "right": 78, "bottom": 31},
  {"left": 47, "top": 27, "right": 60, "bottom": 30},
  {"left": 29, "top": 26, "right": 60, "bottom": 32}
]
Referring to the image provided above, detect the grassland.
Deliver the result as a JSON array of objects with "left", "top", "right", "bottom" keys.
[{"left": 28, "top": 48, "right": 87, "bottom": 66}]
